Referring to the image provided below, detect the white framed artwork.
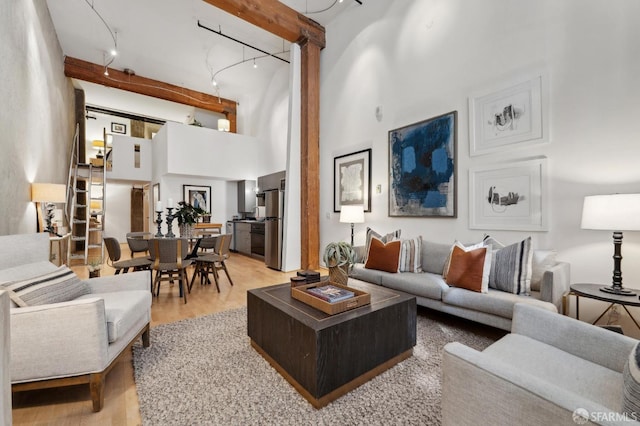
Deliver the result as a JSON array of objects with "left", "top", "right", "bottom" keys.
[
  {"left": 469, "top": 73, "right": 547, "bottom": 156},
  {"left": 469, "top": 157, "right": 548, "bottom": 231}
]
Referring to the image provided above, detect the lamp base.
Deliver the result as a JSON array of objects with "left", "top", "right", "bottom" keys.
[{"left": 600, "top": 286, "right": 636, "bottom": 296}]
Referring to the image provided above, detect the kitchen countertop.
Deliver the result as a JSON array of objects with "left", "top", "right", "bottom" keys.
[{"left": 232, "top": 219, "right": 265, "bottom": 224}]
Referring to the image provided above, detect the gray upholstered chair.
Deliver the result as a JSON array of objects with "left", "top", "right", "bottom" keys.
[
  {"left": 104, "top": 236, "right": 152, "bottom": 275},
  {"left": 1, "top": 233, "right": 151, "bottom": 412},
  {"left": 149, "top": 238, "right": 192, "bottom": 303},
  {"left": 442, "top": 303, "right": 640, "bottom": 425}
]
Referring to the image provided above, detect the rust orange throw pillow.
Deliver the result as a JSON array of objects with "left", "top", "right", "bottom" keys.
[
  {"left": 445, "top": 245, "right": 488, "bottom": 292},
  {"left": 364, "top": 237, "right": 401, "bottom": 273}
]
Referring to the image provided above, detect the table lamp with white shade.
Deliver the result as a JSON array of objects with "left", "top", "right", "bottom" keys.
[
  {"left": 581, "top": 193, "right": 640, "bottom": 296},
  {"left": 339, "top": 205, "right": 365, "bottom": 246},
  {"left": 31, "top": 183, "right": 66, "bottom": 235}
]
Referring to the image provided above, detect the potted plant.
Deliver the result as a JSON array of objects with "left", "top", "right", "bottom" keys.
[
  {"left": 173, "top": 201, "right": 206, "bottom": 238},
  {"left": 87, "top": 258, "right": 102, "bottom": 278},
  {"left": 322, "top": 241, "right": 357, "bottom": 286}
]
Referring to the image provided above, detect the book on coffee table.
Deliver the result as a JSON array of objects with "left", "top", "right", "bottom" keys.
[{"left": 306, "top": 285, "right": 355, "bottom": 303}]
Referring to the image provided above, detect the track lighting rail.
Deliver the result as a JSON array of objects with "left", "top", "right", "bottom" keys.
[{"left": 197, "top": 21, "right": 290, "bottom": 65}]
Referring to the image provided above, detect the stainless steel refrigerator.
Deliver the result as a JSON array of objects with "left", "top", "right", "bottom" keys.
[{"left": 264, "top": 189, "right": 283, "bottom": 270}]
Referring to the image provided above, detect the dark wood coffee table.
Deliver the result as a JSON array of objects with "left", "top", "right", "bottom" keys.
[{"left": 247, "top": 279, "right": 416, "bottom": 408}]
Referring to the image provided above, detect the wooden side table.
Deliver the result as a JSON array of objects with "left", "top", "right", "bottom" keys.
[
  {"left": 563, "top": 283, "right": 640, "bottom": 332},
  {"left": 49, "top": 232, "right": 71, "bottom": 266}
]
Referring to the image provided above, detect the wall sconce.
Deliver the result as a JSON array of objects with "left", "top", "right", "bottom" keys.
[
  {"left": 218, "top": 118, "right": 230, "bottom": 132},
  {"left": 31, "top": 183, "right": 66, "bottom": 235},
  {"left": 339, "top": 205, "right": 365, "bottom": 246}
]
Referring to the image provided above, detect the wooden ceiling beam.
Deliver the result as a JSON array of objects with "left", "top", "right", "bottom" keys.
[
  {"left": 201, "top": 0, "right": 325, "bottom": 48},
  {"left": 64, "top": 56, "right": 237, "bottom": 132}
]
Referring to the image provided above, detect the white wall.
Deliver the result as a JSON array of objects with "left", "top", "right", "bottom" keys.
[
  {"left": 85, "top": 112, "right": 131, "bottom": 162},
  {"left": 103, "top": 182, "right": 132, "bottom": 242},
  {"left": 107, "top": 135, "right": 152, "bottom": 181},
  {"left": 0, "top": 0, "right": 75, "bottom": 235},
  {"left": 163, "top": 122, "right": 272, "bottom": 180},
  {"left": 251, "top": 65, "right": 291, "bottom": 174},
  {"left": 154, "top": 176, "right": 234, "bottom": 236},
  {"left": 282, "top": 44, "right": 302, "bottom": 272},
  {"left": 320, "top": 0, "right": 640, "bottom": 331}
]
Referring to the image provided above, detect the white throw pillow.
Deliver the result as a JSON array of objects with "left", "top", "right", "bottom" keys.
[{"left": 531, "top": 250, "right": 557, "bottom": 292}]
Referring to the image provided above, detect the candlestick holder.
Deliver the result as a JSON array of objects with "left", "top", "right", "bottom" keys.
[
  {"left": 165, "top": 207, "right": 176, "bottom": 238},
  {"left": 154, "top": 211, "right": 164, "bottom": 238}
]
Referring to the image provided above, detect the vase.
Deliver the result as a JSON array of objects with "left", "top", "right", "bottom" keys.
[
  {"left": 329, "top": 264, "right": 350, "bottom": 286},
  {"left": 179, "top": 223, "right": 194, "bottom": 239}
]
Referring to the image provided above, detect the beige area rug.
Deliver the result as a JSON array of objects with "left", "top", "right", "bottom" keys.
[{"left": 132, "top": 307, "right": 499, "bottom": 425}]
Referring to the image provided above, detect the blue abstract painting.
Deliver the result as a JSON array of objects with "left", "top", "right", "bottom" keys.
[{"left": 389, "top": 111, "right": 457, "bottom": 217}]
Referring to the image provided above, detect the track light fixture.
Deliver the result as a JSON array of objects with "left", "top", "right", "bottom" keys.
[
  {"left": 303, "top": 0, "right": 362, "bottom": 14},
  {"left": 85, "top": 0, "right": 119, "bottom": 75}
]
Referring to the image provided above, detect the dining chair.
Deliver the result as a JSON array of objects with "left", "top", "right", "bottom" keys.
[
  {"left": 104, "top": 237, "right": 152, "bottom": 274},
  {"left": 149, "top": 238, "right": 192, "bottom": 303},
  {"left": 189, "top": 234, "right": 234, "bottom": 293},
  {"left": 126, "top": 232, "right": 151, "bottom": 258},
  {"left": 196, "top": 235, "right": 219, "bottom": 254},
  {"left": 189, "top": 236, "right": 221, "bottom": 286}
]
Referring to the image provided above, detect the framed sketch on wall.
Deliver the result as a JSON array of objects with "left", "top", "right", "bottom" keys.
[
  {"left": 334, "top": 149, "right": 372, "bottom": 212},
  {"left": 183, "top": 185, "right": 211, "bottom": 213},
  {"left": 469, "top": 157, "right": 547, "bottom": 231},
  {"left": 468, "top": 73, "right": 547, "bottom": 156},
  {"left": 111, "top": 122, "right": 127, "bottom": 134},
  {"left": 389, "top": 111, "right": 457, "bottom": 217}
]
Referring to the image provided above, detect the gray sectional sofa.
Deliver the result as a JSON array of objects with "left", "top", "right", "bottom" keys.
[{"left": 350, "top": 239, "right": 570, "bottom": 331}]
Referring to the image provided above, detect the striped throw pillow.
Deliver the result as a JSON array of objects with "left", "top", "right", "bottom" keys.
[
  {"left": 399, "top": 236, "right": 422, "bottom": 273},
  {"left": 488, "top": 237, "right": 533, "bottom": 295},
  {"left": 0, "top": 266, "right": 90, "bottom": 306}
]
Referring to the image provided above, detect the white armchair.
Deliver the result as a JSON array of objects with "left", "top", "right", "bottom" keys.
[
  {"left": 443, "top": 303, "right": 640, "bottom": 425},
  {"left": 0, "top": 233, "right": 152, "bottom": 412}
]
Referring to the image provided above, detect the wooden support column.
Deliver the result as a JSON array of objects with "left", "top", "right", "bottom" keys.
[
  {"left": 202, "top": 0, "right": 325, "bottom": 270},
  {"left": 299, "top": 39, "right": 321, "bottom": 270}
]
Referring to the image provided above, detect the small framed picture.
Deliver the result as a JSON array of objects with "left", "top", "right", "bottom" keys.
[
  {"left": 183, "top": 185, "right": 211, "bottom": 213},
  {"left": 333, "top": 149, "right": 372, "bottom": 213},
  {"left": 111, "top": 122, "right": 127, "bottom": 134}
]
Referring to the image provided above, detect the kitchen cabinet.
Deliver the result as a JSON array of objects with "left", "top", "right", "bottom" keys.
[
  {"left": 235, "top": 222, "right": 251, "bottom": 255},
  {"left": 237, "top": 180, "right": 256, "bottom": 214},
  {"left": 257, "top": 171, "right": 285, "bottom": 193}
]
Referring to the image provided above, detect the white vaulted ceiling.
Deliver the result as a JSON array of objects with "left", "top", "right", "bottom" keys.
[{"left": 45, "top": 0, "right": 361, "bottom": 122}]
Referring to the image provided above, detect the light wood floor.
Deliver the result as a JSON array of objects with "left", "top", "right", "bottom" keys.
[{"left": 11, "top": 247, "right": 297, "bottom": 425}]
